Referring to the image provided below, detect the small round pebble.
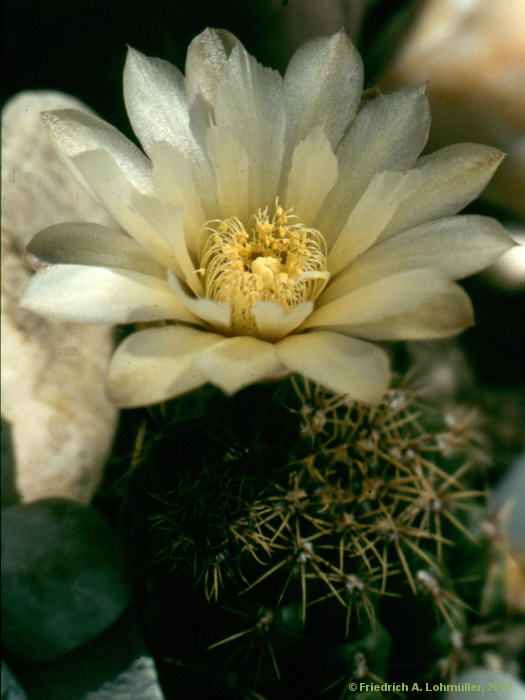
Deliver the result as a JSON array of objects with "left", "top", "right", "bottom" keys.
[{"left": 1, "top": 499, "right": 133, "bottom": 661}]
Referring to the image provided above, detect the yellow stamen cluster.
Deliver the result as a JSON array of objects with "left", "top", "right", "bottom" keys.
[{"left": 199, "top": 201, "right": 329, "bottom": 336}]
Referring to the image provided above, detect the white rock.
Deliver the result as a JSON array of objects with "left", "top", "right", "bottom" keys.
[{"left": 1, "top": 92, "right": 118, "bottom": 505}]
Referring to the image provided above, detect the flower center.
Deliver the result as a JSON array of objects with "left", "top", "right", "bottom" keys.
[{"left": 199, "top": 201, "right": 329, "bottom": 336}]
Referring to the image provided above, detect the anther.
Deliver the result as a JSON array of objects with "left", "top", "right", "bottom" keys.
[{"left": 199, "top": 200, "right": 329, "bottom": 336}]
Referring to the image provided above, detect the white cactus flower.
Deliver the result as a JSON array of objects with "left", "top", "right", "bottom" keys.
[{"left": 21, "top": 28, "right": 513, "bottom": 406}]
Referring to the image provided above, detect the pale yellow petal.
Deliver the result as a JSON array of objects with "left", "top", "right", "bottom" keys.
[
  {"left": 168, "top": 270, "right": 231, "bottom": 333},
  {"left": 107, "top": 326, "right": 223, "bottom": 407},
  {"left": 151, "top": 140, "right": 208, "bottom": 256},
  {"left": 206, "top": 126, "right": 250, "bottom": 222},
  {"left": 194, "top": 336, "right": 282, "bottom": 394},
  {"left": 71, "top": 148, "right": 202, "bottom": 294},
  {"left": 24, "top": 222, "right": 165, "bottom": 277},
  {"left": 21, "top": 265, "right": 199, "bottom": 324},
  {"left": 71, "top": 149, "right": 175, "bottom": 266},
  {"left": 185, "top": 28, "right": 241, "bottom": 106},
  {"left": 215, "top": 44, "right": 285, "bottom": 212},
  {"left": 379, "top": 143, "right": 505, "bottom": 241},
  {"left": 127, "top": 193, "right": 203, "bottom": 296},
  {"left": 283, "top": 31, "right": 363, "bottom": 154},
  {"left": 253, "top": 301, "right": 314, "bottom": 341},
  {"left": 284, "top": 127, "right": 338, "bottom": 225},
  {"left": 317, "top": 86, "right": 429, "bottom": 238},
  {"left": 123, "top": 47, "right": 202, "bottom": 162},
  {"left": 42, "top": 108, "right": 152, "bottom": 195},
  {"left": 335, "top": 286, "right": 474, "bottom": 340},
  {"left": 327, "top": 170, "right": 422, "bottom": 272},
  {"left": 305, "top": 269, "right": 458, "bottom": 329},
  {"left": 275, "top": 331, "right": 390, "bottom": 404},
  {"left": 322, "top": 216, "right": 515, "bottom": 303}
]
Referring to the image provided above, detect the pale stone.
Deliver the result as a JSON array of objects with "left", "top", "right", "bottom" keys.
[
  {"left": 382, "top": 0, "right": 525, "bottom": 218},
  {"left": 1, "top": 92, "right": 118, "bottom": 505}
]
